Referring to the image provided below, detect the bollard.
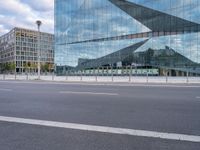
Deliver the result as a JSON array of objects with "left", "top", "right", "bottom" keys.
[
  {"left": 80, "top": 73, "right": 83, "bottom": 81},
  {"left": 66, "top": 71, "right": 68, "bottom": 81},
  {"left": 112, "top": 75, "right": 114, "bottom": 82},
  {"left": 15, "top": 73, "right": 17, "bottom": 80},
  {"left": 95, "top": 75, "right": 97, "bottom": 82},
  {"left": 3, "top": 74, "right": 5, "bottom": 80},
  {"left": 129, "top": 66, "right": 132, "bottom": 83},
  {"left": 52, "top": 73, "right": 54, "bottom": 81},
  {"left": 166, "top": 71, "right": 168, "bottom": 83},
  {"left": 111, "top": 67, "right": 114, "bottom": 82},
  {"left": 186, "top": 71, "right": 189, "bottom": 83},
  {"left": 146, "top": 72, "right": 149, "bottom": 83},
  {"left": 26, "top": 74, "right": 28, "bottom": 80},
  {"left": 66, "top": 75, "right": 68, "bottom": 81}
]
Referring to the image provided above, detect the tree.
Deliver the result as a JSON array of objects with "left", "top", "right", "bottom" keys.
[
  {"left": 9, "top": 62, "right": 16, "bottom": 73},
  {"left": 24, "top": 62, "right": 29, "bottom": 73},
  {"left": 41, "top": 63, "right": 49, "bottom": 73},
  {"left": 30, "top": 62, "right": 37, "bottom": 73},
  {"left": 1, "top": 62, "right": 16, "bottom": 73},
  {"left": 48, "top": 63, "right": 54, "bottom": 72},
  {"left": 0, "top": 63, "right": 3, "bottom": 73},
  {"left": 4, "top": 63, "right": 10, "bottom": 72}
]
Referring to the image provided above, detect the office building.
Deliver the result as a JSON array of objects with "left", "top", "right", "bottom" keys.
[
  {"left": 0, "top": 27, "right": 54, "bottom": 73},
  {"left": 55, "top": 0, "right": 200, "bottom": 76}
]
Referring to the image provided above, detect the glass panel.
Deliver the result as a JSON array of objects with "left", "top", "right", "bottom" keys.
[{"left": 55, "top": 0, "right": 200, "bottom": 75}]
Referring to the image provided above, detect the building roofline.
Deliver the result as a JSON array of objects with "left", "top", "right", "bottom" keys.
[
  {"left": 1, "top": 27, "right": 53, "bottom": 38},
  {"left": 13, "top": 27, "right": 54, "bottom": 35}
]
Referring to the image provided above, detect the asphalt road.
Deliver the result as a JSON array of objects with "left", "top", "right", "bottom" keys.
[{"left": 0, "top": 80, "right": 200, "bottom": 150}]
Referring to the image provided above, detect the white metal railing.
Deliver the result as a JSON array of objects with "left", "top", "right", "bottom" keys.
[{"left": 0, "top": 74, "right": 200, "bottom": 84}]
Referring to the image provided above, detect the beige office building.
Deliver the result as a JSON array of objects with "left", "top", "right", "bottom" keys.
[{"left": 0, "top": 27, "right": 54, "bottom": 73}]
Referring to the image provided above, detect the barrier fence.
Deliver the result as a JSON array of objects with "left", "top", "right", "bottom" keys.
[{"left": 0, "top": 74, "right": 200, "bottom": 84}]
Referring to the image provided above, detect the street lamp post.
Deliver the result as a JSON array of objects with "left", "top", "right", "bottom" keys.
[{"left": 36, "top": 20, "right": 42, "bottom": 79}]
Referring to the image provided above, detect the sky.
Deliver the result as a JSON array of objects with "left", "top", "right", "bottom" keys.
[{"left": 0, "top": 0, "right": 54, "bottom": 36}]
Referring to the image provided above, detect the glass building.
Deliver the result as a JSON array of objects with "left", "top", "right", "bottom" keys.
[{"left": 55, "top": 0, "right": 200, "bottom": 76}]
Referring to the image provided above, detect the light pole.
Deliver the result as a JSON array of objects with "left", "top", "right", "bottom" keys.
[{"left": 36, "top": 20, "right": 42, "bottom": 79}]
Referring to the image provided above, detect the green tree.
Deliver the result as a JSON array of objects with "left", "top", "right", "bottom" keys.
[
  {"left": 4, "top": 63, "right": 10, "bottom": 73},
  {"left": 24, "top": 62, "right": 29, "bottom": 73},
  {"left": 0, "top": 63, "right": 2, "bottom": 73},
  {"left": 9, "top": 62, "right": 16, "bottom": 73},
  {"left": 30, "top": 62, "right": 37, "bottom": 73},
  {"left": 44, "top": 63, "right": 49, "bottom": 72},
  {"left": 41, "top": 63, "right": 50, "bottom": 73},
  {"left": 48, "top": 63, "right": 54, "bottom": 73}
]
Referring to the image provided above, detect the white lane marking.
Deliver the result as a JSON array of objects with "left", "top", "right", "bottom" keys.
[
  {"left": 59, "top": 91, "right": 119, "bottom": 96},
  {"left": 196, "top": 97, "right": 200, "bottom": 99},
  {"left": 0, "top": 116, "right": 199, "bottom": 143},
  {"left": 0, "top": 88, "right": 12, "bottom": 92}
]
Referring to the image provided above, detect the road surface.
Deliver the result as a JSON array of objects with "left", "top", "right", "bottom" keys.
[{"left": 0, "top": 80, "right": 199, "bottom": 150}]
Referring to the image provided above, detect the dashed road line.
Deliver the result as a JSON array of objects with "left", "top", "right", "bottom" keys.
[
  {"left": 0, "top": 88, "right": 13, "bottom": 92},
  {"left": 0, "top": 116, "right": 199, "bottom": 143},
  {"left": 59, "top": 91, "right": 119, "bottom": 96}
]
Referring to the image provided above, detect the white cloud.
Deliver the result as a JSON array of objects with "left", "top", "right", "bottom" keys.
[
  {"left": 21, "top": 0, "right": 54, "bottom": 12},
  {"left": 0, "top": 0, "right": 54, "bottom": 36}
]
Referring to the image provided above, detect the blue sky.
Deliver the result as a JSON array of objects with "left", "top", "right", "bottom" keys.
[{"left": 0, "top": 0, "right": 54, "bottom": 36}]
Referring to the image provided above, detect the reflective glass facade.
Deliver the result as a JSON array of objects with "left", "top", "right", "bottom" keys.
[{"left": 55, "top": 0, "right": 200, "bottom": 75}]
